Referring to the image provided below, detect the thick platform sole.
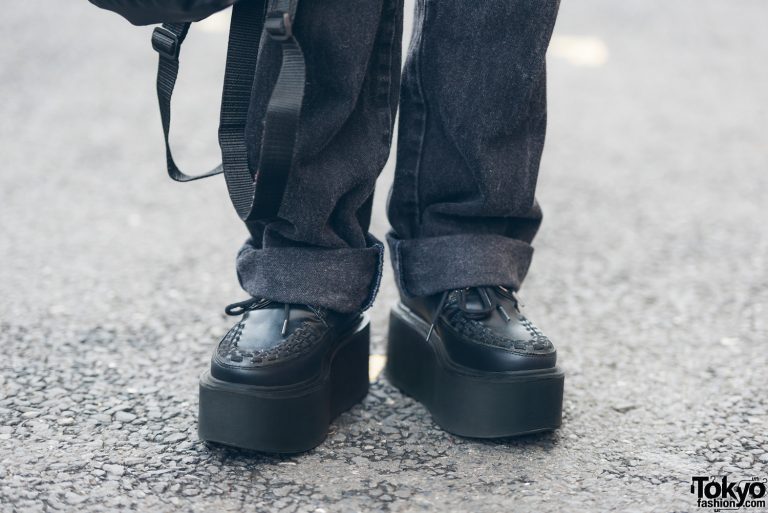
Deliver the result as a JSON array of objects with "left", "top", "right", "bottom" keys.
[
  {"left": 198, "top": 319, "right": 370, "bottom": 453},
  {"left": 386, "top": 304, "right": 564, "bottom": 438}
]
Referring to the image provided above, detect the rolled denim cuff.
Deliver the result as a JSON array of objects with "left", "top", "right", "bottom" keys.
[
  {"left": 236, "top": 235, "right": 384, "bottom": 313},
  {"left": 387, "top": 232, "right": 534, "bottom": 297}
]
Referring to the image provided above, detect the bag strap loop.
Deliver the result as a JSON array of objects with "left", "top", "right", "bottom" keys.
[
  {"left": 153, "top": 22, "right": 224, "bottom": 182},
  {"left": 242, "top": 0, "right": 305, "bottom": 221},
  {"left": 151, "top": 0, "right": 306, "bottom": 222}
]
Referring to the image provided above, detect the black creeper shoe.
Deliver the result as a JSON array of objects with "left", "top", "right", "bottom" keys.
[
  {"left": 198, "top": 298, "right": 369, "bottom": 453},
  {"left": 386, "top": 286, "right": 564, "bottom": 438}
]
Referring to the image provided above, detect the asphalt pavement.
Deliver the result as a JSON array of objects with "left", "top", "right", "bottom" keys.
[{"left": 1, "top": 0, "right": 767, "bottom": 511}]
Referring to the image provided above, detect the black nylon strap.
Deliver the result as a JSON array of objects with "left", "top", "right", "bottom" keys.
[
  {"left": 217, "top": 0, "right": 266, "bottom": 219},
  {"left": 222, "top": 0, "right": 305, "bottom": 221},
  {"left": 152, "top": 23, "right": 223, "bottom": 181},
  {"left": 248, "top": 0, "right": 305, "bottom": 220},
  {"left": 151, "top": 0, "right": 306, "bottom": 223}
]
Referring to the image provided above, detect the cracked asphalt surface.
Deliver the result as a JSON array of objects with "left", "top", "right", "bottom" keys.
[{"left": 1, "top": 1, "right": 767, "bottom": 511}]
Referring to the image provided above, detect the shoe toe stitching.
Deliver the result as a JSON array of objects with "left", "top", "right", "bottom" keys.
[
  {"left": 216, "top": 320, "right": 325, "bottom": 368},
  {"left": 448, "top": 314, "right": 554, "bottom": 355}
]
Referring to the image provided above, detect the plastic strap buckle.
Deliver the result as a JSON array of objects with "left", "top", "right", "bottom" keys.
[
  {"left": 152, "top": 27, "right": 181, "bottom": 60},
  {"left": 265, "top": 11, "right": 293, "bottom": 41}
]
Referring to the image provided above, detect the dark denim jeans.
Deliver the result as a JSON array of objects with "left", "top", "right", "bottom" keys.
[{"left": 237, "top": 0, "right": 560, "bottom": 313}]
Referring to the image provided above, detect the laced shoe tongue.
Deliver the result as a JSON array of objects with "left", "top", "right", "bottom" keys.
[
  {"left": 427, "top": 286, "right": 517, "bottom": 342},
  {"left": 223, "top": 298, "right": 298, "bottom": 337},
  {"left": 453, "top": 286, "right": 517, "bottom": 322},
  {"left": 454, "top": 287, "right": 495, "bottom": 319}
]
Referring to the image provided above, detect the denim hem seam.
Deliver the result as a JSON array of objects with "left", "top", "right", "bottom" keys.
[
  {"left": 360, "top": 235, "right": 385, "bottom": 311},
  {"left": 236, "top": 235, "right": 384, "bottom": 313},
  {"left": 387, "top": 232, "right": 534, "bottom": 297}
]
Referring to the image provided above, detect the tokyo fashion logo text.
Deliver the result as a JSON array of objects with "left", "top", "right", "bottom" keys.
[{"left": 690, "top": 476, "right": 767, "bottom": 511}]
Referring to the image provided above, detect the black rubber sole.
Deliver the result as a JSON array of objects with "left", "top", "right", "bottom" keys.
[
  {"left": 386, "top": 304, "right": 564, "bottom": 438},
  {"left": 198, "top": 319, "right": 370, "bottom": 453}
]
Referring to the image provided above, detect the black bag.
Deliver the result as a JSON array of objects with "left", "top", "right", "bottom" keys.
[
  {"left": 89, "top": 0, "right": 237, "bottom": 26},
  {"left": 92, "top": 0, "right": 306, "bottom": 229}
]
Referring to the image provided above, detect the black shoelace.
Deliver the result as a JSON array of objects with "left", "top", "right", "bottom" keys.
[
  {"left": 225, "top": 297, "right": 293, "bottom": 336},
  {"left": 426, "top": 286, "right": 522, "bottom": 342}
]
